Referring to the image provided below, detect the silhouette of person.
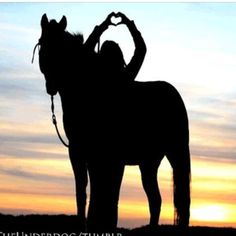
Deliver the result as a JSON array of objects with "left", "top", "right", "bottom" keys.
[
  {"left": 85, "top": 12, "right": 146, "bottom": 85},
  {"left": 84, "top": 12, "right": 147, "bottom": 231}
]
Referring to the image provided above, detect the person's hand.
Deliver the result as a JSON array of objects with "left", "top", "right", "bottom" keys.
[
  {"left": 115, "top": 12, "right": 131, "bottom": 26},
  {"left": 103, "top": 12, "right": 117, "bottom": 27}
]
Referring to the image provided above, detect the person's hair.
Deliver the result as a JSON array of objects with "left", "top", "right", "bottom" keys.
[{"left": 100, "top": 40, "right": 126, "bottom": 71}]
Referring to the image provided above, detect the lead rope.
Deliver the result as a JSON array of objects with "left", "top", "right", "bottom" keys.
[
  {"left": 31, "top": 42, "right": 40, "bottom": 64},
  {"left": 97, "top": 37, "right": 100, "bottom": 54},
  {"left": 51, "top": 95, "right": 69, "bottom": 148}
]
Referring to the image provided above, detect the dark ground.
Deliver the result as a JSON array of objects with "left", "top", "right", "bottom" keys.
[{"left": 0, "top": 214, "right": 236, "bottom": 236}]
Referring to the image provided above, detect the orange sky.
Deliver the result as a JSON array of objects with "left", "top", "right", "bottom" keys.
[{"left": 1, "top": 145, "right": 236, "bottom": 228}]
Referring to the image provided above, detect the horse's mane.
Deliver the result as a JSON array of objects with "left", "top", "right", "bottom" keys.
[
  {"left": 74, "top": 32, "right": 84, "bottom": 44},
  {"left": 65, "top": 31, "right": 84, "bottom": 45}
]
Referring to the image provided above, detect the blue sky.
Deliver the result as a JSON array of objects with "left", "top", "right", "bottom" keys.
[{"left": 1, "top": 2, "right": 236, "bottom": 228}]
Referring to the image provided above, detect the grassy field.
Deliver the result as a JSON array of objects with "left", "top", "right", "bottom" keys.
[{"left": 0, "top": 214, "right": 236, "bottom": 236}]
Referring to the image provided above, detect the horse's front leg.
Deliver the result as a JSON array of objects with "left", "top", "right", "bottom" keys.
[
  {"left": 87, "top": 161, "right": 125, "bottom": 232},
  {"left": 139, "top": 159, "right": 162, "bottom": 227},
  {"left": 69, "top": 144, "right": 88, "bottom": 229}
]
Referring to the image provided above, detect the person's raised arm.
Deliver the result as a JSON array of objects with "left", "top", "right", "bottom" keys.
[
  {"left": 85, "top": 12, "right": 116, "bottom": 51},
  {"left": 117, "top": 12, "right": 147, "bottom": 82}
]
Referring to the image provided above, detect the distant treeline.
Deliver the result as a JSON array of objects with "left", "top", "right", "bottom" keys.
[{"left": 0, "top": 214, "right": 236, "bottom": 236}]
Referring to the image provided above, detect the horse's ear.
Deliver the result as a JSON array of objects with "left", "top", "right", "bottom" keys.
[
  {"left": 59, "top": 16, "right": 67, "bottom": 30},
  {"left": 41, "top": 14, "right": 48, "bottom": 28}
]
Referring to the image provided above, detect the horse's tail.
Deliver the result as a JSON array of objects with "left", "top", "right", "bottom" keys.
[{"left": 172, "top": 145, "right": 191, "bottom": 227}]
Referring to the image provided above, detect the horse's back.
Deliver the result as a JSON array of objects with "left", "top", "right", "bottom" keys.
[
  {"left": 126, "top": 80, "right": 189, "bottom": 138},
  {"left": 83, "top": 80, "right": 189, "bottom": 163}
]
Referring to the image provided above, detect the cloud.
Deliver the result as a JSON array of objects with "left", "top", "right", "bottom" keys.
[
  {"left": 0, "top": 133, "right": 59, "bottom": 145},
  {"left": 0, "top": 166, "right": 72, "bottom": 184},
  {"left": 0, "top": 132, "right": 68, "bottom": 161},
  {"left": 0, "top": 22, "right": 38, "bottom": 34},
  {"left": 185, "top": 90, "right": 236, "bottom": 163},
  {"left": 191, "top": 145, "right": 236, "bottom": 162}
]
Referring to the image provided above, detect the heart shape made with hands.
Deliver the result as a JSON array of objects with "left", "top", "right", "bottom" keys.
[{"left": 111, "top": 15, "right": 122, "bottom": 26}]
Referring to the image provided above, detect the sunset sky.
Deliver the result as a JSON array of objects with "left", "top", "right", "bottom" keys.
[{"left": 0, "top": 2, "right": 236, "bottom": 228}]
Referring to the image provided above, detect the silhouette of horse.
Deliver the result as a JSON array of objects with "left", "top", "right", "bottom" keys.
[{"left": 35, "top": 14, "right": 191, "bottom": 230}]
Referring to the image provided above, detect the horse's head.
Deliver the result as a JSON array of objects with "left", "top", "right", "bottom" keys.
[{"left": 37, "top": 14, "right": 68, "bottom": 95}]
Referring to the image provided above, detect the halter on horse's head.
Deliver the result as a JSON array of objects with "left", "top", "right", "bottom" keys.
[
  {"left": 32, "top": 14, "right": 66, "bottom": 95},
  {"left": 33, "top": 14, "right": 83, "bottom": 96}
]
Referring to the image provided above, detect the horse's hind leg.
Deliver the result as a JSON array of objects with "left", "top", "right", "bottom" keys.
[
  {"left": 69, "top": 144, "right": 88, "bottom": 229},
  {"left": 139, "top": 159, "right": 162, "bottom": 226}
]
